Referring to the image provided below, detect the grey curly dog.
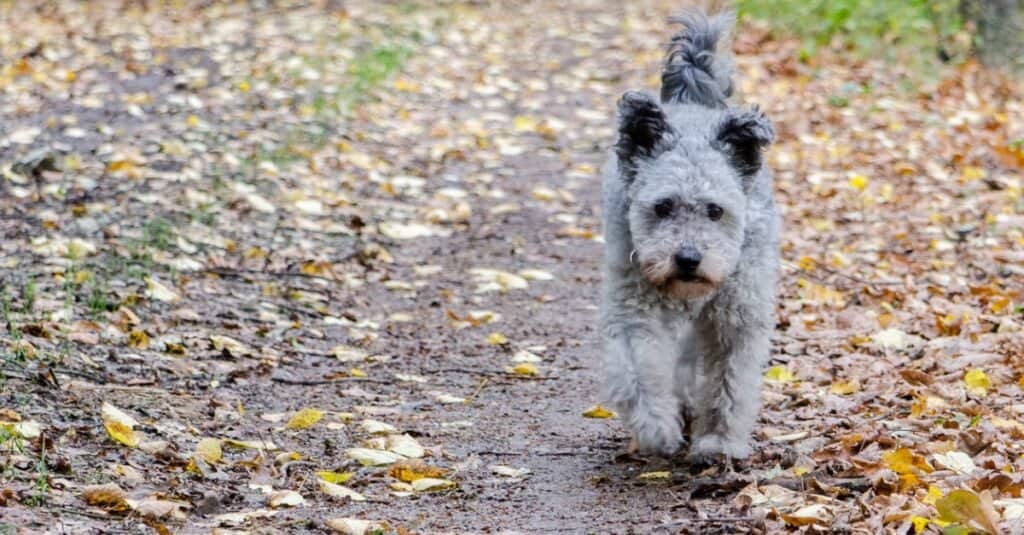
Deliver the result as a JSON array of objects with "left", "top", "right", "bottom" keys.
[{"left": 601, "top": 10, "right": 780, "bottom": 461}]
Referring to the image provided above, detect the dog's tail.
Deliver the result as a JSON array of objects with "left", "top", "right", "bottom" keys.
[{"left": 660, "top": 10, "right": 735, "bottom": 109}]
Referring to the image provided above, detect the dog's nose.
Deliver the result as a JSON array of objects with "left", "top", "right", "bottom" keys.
[{"left": 674, "top": 246, "right": 702, "bottom": 274}]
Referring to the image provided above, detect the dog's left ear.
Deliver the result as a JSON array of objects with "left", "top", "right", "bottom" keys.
[
  {"left": 713, "top": 107, "right": 774, "bottom": 179},
  {"left": 616, "top": 91, "right": 675, "bottom": 182}
]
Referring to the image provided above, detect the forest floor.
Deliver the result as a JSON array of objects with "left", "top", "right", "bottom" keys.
[{"left": 1, "top": 1, "right": 1023, "bottom": 533}]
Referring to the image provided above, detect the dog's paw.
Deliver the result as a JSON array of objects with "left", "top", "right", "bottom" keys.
[
  {"left": 687, "top": 433, "right": 751, "bottom": 463},
  {"left": 630, "top": 410, "right": 685, "bottom": 457}
]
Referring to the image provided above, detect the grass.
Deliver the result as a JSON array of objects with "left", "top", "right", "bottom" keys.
[
  {"left": 737, "top": 0, "right": 964, "bottom": 67},
  {"left": 348, "top": 44, "right": 410, "bottom": 95},
  {"left": 20, "top": 277, "right": 35, "bottom": 315}
]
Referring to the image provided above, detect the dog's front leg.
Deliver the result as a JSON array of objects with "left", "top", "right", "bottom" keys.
[
  {"left": 688, "top": 292, "right": 773, "bottom": 461},
  {"left": 603, "top": 321, "right": 684, "bottom": 457}
]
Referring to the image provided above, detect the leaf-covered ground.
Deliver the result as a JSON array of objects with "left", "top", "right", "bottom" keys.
[{"left": 2, "top": 1, "right": 1023, "bottom": 533}]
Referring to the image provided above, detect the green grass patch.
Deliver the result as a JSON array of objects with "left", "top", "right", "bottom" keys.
[
  {"left": 348, "top": 44, "right": 410, "bottom": 93},
  {"left": 738, "top": 0, "right": 963, "bottom": 66}
]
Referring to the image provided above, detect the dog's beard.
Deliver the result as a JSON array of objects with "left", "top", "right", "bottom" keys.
[{"left": 640, "top": 256, "right": 719, "bottom": 300}]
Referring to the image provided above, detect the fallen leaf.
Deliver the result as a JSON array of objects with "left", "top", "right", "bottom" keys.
[
  {"left": 411, "top": 477, "right": 456, "bottom": 492},
  {"left": 285, "top": 408, "right": 324, "bottom": 430},
  {"left": 223, "top": 438, "right": 278, "bottom": 451},
  {"left": 936, "top": 489, "right": 1002, "bottom": 535},
  {"left": 210, "top": 335, "right": 251, "bottom": 357},
  {"left": 964, "top": 369, "right": 991, "bottom": 396},
  {"left": 326, "top": 518, "right": 388, "bottom": 535},
  {"left": 267, "top": 490, "right": 305, "bottom": 508},
  {"left": 583, "top": 405, "right": 615, "bottom": 419},
  {"left": 101, "top": 403, "right": 140, "bottom": 448},
  {"left": 764, "top": 365, "right": 795, "bottom": 383},
  {"left": 782, "top": 504, "right": 833, "bottom": 527},
  {"left": 195, "top": 437, "right": 223, "bottom": 464},
  {"left": 388, "top": 460, "right": 447, "bottom": 482},
  {"left": 506, "top": 362, "right": 539, "bottom": 376},
  {"left": 491, "top": 465, "right": 531, "bottom": 478},
  {"left": 82, "top": 483, "right": 127, "bottom": 508},
  {"left": 145, "top": 276, "right": 181, "bottom": 302},
  {"left": 932, "top": 451, "right": 976, "bottom": 475},
  {"left": 346, "top": 448, "right": 405, "bottom": 466},
  {"left": 359, "top": 419, "right": 397, "bottom": 435},
  {"left": 317, "top": 471, "right": 354, "bottom": 485},
  {"left": 387, "top": 434, "right": 425, "bottom": 458},
  {"left": 125, "top": 498, "right": 187, "bottom": 520},
  {"left": 319, "top": 480, "right": 365, "bottom": 501}
]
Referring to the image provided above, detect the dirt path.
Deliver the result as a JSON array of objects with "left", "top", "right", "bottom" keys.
[{"left": 2, "top": 1, "right": 1023, "bottom": 534}]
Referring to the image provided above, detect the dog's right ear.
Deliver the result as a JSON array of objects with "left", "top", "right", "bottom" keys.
[{"left": 615, "top": 92, "right": 674, "bottom": 181}]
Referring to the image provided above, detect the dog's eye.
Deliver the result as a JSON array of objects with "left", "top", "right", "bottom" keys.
[
  {"left": 707, "top": 203, "right": 724, "bottom": 221},
  {"left": 653, "top": 198, "right": 674, "bottom": 218}
]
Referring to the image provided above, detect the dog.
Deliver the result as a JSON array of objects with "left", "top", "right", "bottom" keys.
[{"left": 600, "top": 10, "right": 780, "bottom": 461}]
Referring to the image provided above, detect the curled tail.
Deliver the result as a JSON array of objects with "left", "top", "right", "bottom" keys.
[{"left": 660, "top": 10, "right": 735, "bottom": 108}]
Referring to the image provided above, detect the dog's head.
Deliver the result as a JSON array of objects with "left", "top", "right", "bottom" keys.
[{"left": 614, "top": 91, "right": 773, "bottom": 300}]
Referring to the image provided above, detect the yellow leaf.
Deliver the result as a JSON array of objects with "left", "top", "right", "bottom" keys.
[
  {"left": 104, "top": 421, "right": 139, "bottom": 448},
  {"left": 964, "top": 369, "right": 991, "bottom": 396},
  {"left": 388, "top": 460, "right": 447, "bottom": 482},
  {"left": 797, "top": 256, "right": 817, "bottom": 271},
  {"left": 317, "top": 470, "right": 354, "bottom": 485},
  {"left": 582, "top": 405, "right": 615, "bottom": 419},
  {"left": 849, "top": 174, "right": 869, "bottom": 191},
  {"left": 349, "top": 368, "right": 367, "bottom": 378},
  {"left": 637, "top": 471, "right": 671, "bottom": 480},
  {"left": 764, "top": 365, "right": 795, "bottom": 383},
  {"left": 128, "top": 330, "right": 149, "bottom": 349},
  {"left": 186, "top": 114, "right": 200, "bottom": 128},
  {"left": 82, "top": 483, "right": 128, "bottom": 508},
  {"left": 107, "top": 160, "right": 143, "bottom": 179},
  {"left": 531, "top": 186, "right": 557, "bottom": 202},
  {"left": 959, "top": 166, "right": 986, "bottom": 183},
  {"left": 513, "top": 115, "right": 537, "bottom": 132},
  {"left": 829, "top": 380, "right": 860, "bottom": 395},
  {"left": 486, "top": 332, "right": 508, "bottom": 345},
  {"left": 793, "top": 466, "right": 809, "bottom": 476},
  {"left": 923, "top": 485, "right": 943, "bottom": 505},
  {"left": 507, "top": 363, "right": 539, "bottom": 376},
  {"left": 195, "top": 438, "right": 222, "bottom": 464},
  {"left": 237, "top": 80, "right": 250, "bottom": 92},
  {"left": 910, "top": 516, "right": 929, "bottom": 534},
  {"left": 883, "top": 448, "right": 933, "bottom": 475},
  {"left": 285, "top": 408, "right": 324, "bottom": 430},
  {"left": 936, "top": 489, "right": 1001, "bottom": 535}
]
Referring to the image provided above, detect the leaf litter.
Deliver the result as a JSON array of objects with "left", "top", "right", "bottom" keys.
[{"left": 0, "top": 0, "right": 1022, "bottom": 533}]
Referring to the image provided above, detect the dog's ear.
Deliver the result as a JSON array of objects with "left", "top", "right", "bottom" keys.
[
  {"left": 616, "top": 92, "right": 675, "bottom": 181},
  {"left": 713, "top": 107, "right": 774, "bottom": 178}
]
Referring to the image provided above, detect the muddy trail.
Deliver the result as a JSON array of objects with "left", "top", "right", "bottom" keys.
[{"left": 2, "top": 1, "right": 1023, "bottom": 534}]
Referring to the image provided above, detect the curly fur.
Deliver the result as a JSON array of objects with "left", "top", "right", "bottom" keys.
[{"left": 601, "top": 10, "right": 780, "bottom": 460}]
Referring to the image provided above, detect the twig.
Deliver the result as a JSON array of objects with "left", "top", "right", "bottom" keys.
[
  {"left": 192, "top": 267, "right": 341, "bottom": 284},
  {"left": 432, "top": 368, "right": 560, "bottom": 381},
  {"left": 782, "top": 261, "right": 902, "bottom": 288},
  {"left": 679, "top": 472, "right": 871, "bottom": 496},
  {"left": 658, "top": 516, "right": 756, "bottom": 531},
  {"left": 270, "top": 375, "right": 394, "bottom": 386}
]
